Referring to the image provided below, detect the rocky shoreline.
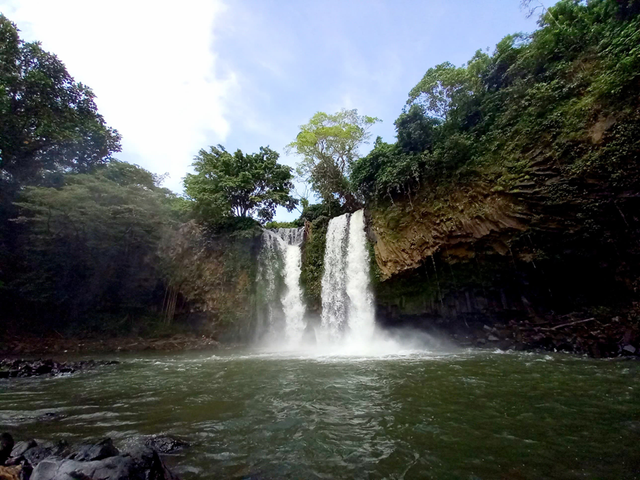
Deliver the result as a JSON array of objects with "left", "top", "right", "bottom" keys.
[
  {"left": 440, "top": 312, "right": 640, "bottom": 358},
  {"left": 0, "top": 359, "right": 119, "bottom": 379},
  {"left": 1, "top": 316, "right": 638, "bottom": 359},
  {"left": 0, "top": 334, "right": 220, "bottom": 357},
  {"left": 0, "top": 433, "right": 185, "bottom": 480}
]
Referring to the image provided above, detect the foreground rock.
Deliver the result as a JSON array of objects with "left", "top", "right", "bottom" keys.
[
  {"left": 1, "top": 434, "right": 181, "bottom": 480},
  {"left": 0, "top": 359, "right": 119, "bottom": 379}
]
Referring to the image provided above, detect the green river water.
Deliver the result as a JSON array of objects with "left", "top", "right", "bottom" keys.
[{"left": 1, "top": 347, "right": 639, "bottom": 479}]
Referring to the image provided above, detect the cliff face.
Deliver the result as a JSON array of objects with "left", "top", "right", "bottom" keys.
[
  {"left": 161, "top": 221, "right": 262, "bottom": 340},
  {"left": 367, "top": 110, "right": 640, "bottom": 355},
  {"left": 370, "top": 183, "right": 527, "bottom": 281}
]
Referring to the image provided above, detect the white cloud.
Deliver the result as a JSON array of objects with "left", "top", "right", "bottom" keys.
[{"left": 1, "top": 0, "right": 236, "bottom": 192}]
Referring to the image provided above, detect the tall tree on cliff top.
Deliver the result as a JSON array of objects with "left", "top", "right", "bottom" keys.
[
  {"left": 184, "top": 145, "right": 297, "bottom": 224},
  {"left": 286, "top": 109, "right": 380, "bottom": 209},
  {"left": 0, "top": 14, "right": 121, "bottom": 188}
]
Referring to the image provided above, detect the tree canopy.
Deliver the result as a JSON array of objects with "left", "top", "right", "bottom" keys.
[
  {"left": 286, "top": 109, "right": 379, "bottom": 209},
  {"left": 0, "top": 15, "right": 121, "bottom": 188},
  {"left": 184, "top": 145, "right": 297, "bottom": 224},
  {"left": 10, "top": 162, "right": 181, "bottom": 326},
  {"left": 352, "top": 0, "right": 640, "bottom": 203}
]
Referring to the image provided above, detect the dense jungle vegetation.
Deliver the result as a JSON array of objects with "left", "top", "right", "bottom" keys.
[{"left": 1, "top": 0, "right": 639, "bottom": 338}]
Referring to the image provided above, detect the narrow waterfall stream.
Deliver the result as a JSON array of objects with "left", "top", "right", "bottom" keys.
[
  {"left": 256, "top": 227, "right": 305, "bottom": 343},
  {"left": 320, "top": 214, "right": 350, "bottom": 339},
  {"left": 276, "top": 228, "right": 306, "bottom": 341},
  {"left": 345, "top": 210, "right": 376, "bottom": 342}
]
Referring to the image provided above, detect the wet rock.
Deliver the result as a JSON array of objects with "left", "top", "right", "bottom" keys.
[
  {"left": 144, "top": 435, "right": 190, "bottom": 454},
  {"left": 23, "top": 441, "right": 69, "bottom": 467},
  {"left": 9, "top": 440, "right": 36, "bottom": 459},
  {"left": 0, "top": 359, "right": 119, "bottom": 380},
  {"left": 68, "top": 438, "right": 119, "bottom": 462},
  {"left": 19, "top": 437, "right": 180, "bottom": 480},
  {"left": 487, "top": 334, "right": 499, "bottom": 342},
  {"left": 122, "top": 443, "right": 181, "bottom": 479},
  {"left": 36, "top": 412, "right": 66, "bottom": 423},
  {"left": 0, "top": 433, "right": 13, "bottom": 465},
  {"left": 31, "top": 457, "right": 134, "bottom": 480},
  {"left": 621, "top": 344, "right": 636, "bottom": 354}
]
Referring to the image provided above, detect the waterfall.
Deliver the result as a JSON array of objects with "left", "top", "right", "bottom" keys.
[
  {"left": 256, "top": 227, "right": 306, "bottom": 343},
  {"left": 321, "top": 209, "right": 376, "bottom": 343},
  {"left": 345, "top": 210, "right": 376, "bottom": 342},
  {"left": 321, "top": 213, "right": 350, "bottom": 339},
  {"left": 256, "top": 210, "right": 375, "bottom": 348},
  {"left": 278, "top": 228, "right": 306, "bottom": 341}
]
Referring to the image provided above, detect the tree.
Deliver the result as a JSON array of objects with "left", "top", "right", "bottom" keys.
[
  {"left": 0, "top": 14, "right": 121, "bottom": 299},
  {"left": 10, "top": 162, "right": 179, "bottom": 325},
  {"left": 395, "top": 104, "right": 440, "bottom": 153},
  {"left": 0, "top": 14, "right": 121, "bottom": 188},
  {"left": 286, "top": 109, "right": 380, "bottom": 209},
  {"left": 184, "top": 145, "right": 297, "bottom": 224}
]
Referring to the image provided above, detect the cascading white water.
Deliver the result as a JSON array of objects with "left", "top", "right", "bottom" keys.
[
  {"left": 320, "top": 209, "right": 376, "bottom": 344},
  {"left": 256, "top": 228, "right": 306, "bottom": 343},
  {"left": 345, "top": 210, "right": 376, "bottom": 342},
  {"left": 278, "top": 228, "right": 306, "bottom": 341},
  {"left": 256, "top": 211, "right": 446, "bottom": 355},
  {"left": 320, "top": 213, "right": 350, "bottom": 339}
]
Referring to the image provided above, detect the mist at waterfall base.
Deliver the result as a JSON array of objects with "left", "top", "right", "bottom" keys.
[{"left": 255, "top": 210, "right": 455, "bottom": 356}]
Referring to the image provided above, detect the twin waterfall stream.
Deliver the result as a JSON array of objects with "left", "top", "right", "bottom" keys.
[{"left": 257, "top": 209, "right": 375, "bottom": 348}]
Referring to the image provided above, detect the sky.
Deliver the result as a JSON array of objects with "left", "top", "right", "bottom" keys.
[{"left": 1, "top": 0, "right": 548, "bottom": 221}]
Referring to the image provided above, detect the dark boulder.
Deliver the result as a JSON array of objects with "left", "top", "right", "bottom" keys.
[
  {"left": 31, "top": 457, "right": 135, "bottom": 480},
  {"left": 68, "top": 438, "right": 119, "bottom": 462},
  {"left": 23, "top": 440, "right": 69, "bottom": 467},
  {"left": 9, "top": 439, "right": 36, "bottom": 459},
  {"left": 144, "top": 436, "right": 190, "bottom": 454},
  {"left": 121, "top": 444, "right": 180, "bottom": 480},
  {"left": 21, "top": 439, "right": 180, "bottom": 480},
  {"left": 0, "top": 359, "right": 120, "bottom": 379}
]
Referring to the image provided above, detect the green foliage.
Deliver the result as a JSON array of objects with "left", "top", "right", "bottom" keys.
[
  {"left": 287, "top": 109, "right": 380, "bottom": 208},
  {"left": 395, "top": 104, "right": 441, "bottom": 153},
  {"left": 0, "top": 14, "right": 121, "bottom": 187},
  {"left": 299, "top": 215, "right": 329, "bottom": 311},
  {"left": 298, "top": 199, "right": 346, "bottom": 224},
  {"left": 11, "top": 162, "right": 178, "bottom": 323},
  {"left": 265, "top": 220, "right": 301, "bottom": 229},
  {"left": 184, "top": 145, "right": 297, "bottom": 225},
  {"left": 352, "top": 0, "right": 640, "bottom": 204},
  {"left": 351, "top": 138, "right": 424, "bottom": 201}
]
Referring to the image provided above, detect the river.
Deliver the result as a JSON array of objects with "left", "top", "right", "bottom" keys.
[{"left": 1, "top": 347, "right": 639, "bottom": 479}]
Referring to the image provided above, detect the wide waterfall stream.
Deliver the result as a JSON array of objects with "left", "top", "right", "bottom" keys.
[
  {"left": 258, "top": 210, "right": 378, "bottom": 351},
  {"left": 1, "top": 210, "right": 639, "bottom": 479}
]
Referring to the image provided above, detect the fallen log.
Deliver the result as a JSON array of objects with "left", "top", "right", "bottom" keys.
[{"left": 542, "top": 318, "right": 597, "bottom": 331}]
